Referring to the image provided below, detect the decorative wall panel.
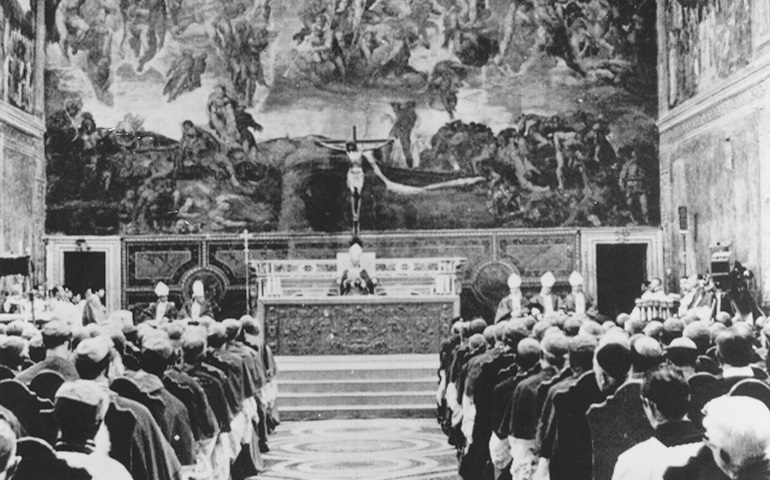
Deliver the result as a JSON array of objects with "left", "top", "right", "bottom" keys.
[
  {"left": 0, "top": 123, "right": 45, "bottom": 274},
  {"left": 498, "top": 233, "right": 578, "bottom": 280},
  {"left": 120, "top": 229, "right": 587, "bottom": 322},
  {"left": 125, "top": 242, "right": 200, "bottom": 287},
  {"left": 134, "top": 251, "right": 193, "bottom": 280},
  {"left": 209, "top": 242, "right": 250, "bottom": 285}
]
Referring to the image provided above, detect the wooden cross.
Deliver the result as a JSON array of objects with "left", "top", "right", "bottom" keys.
[{"left": 316, "top": 127, "right": 392, "bottom": 236}]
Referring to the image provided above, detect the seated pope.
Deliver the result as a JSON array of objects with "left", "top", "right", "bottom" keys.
[{"left": 340, "top": 242, "right": 377, "bottom": 295}]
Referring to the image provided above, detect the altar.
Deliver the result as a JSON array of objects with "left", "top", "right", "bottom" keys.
[{"left": 252, "top": 256, "right": 464, "bottom": 355}]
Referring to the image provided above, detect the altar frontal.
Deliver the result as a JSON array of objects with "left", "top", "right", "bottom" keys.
[{"left": 252, "top": 243, "right": 465, "bottom": 355}]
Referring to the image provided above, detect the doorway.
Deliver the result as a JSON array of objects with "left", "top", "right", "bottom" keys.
[
  {"left": 63, "top": 252, "right": 106, "bottom": 302},
  {"left": 596, "top": 243, "right": 647, "bottom": 319}
]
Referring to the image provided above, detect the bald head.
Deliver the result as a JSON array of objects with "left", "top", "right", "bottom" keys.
[
  {"left": 703, "top": 396, "right": 770, "bottom": 478},
  {"left": 630, "top": 336, "right": 664, "bottom": 374},
  {"left": 541, "top": 333, "right": 569, "bottom": 369},
  {"left": 516, "top": 338, "right": 541, "bottom": 371},
  {"left": 683, "top": 321, "right": 711, "bottom": 355}
]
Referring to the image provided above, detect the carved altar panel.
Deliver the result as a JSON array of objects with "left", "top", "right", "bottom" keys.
[{"left": 261, "top": 297, "right": 457, "bottom": 355}]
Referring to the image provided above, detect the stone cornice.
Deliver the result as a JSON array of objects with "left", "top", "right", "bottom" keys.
[
  {"left": 0, "top": 101, "right": 44, "bottom": 138},
  {"left": 46, "top": 227, "right": 664, "bottom": 244},
  {"left": 657, "top": 58, "right": 770, "bottom": 139}
]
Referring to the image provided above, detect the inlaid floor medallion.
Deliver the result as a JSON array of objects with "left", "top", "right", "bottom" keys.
[{"left": 259, "top": 419, "right": 459, "bottom": 480}]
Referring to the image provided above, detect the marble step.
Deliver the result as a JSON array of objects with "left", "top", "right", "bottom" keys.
[
  {"left": 279, "top": 368, "right": 437, "bottom": 381},
  {"left": 276, "top": 354, "right": 438, "bottom": 381},
  {"left": 279, "top": 404, "right": 436, "bottom": 421},
  {"left": 279, "top": 377, "right": 437, "bottom": 394},
  {"left": 275, "top": 355, "right": 438, "bottom": 419},
  {"left": 280, "top": 391, "right": 436, "bottom": 407}
]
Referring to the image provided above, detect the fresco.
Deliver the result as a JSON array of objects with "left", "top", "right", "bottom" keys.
[
  {"left": 664, "top": 0, "right": 752, "bottom": 108},
  {"left": 1, "top": 0, "right": 36, "bottom": 114},
  {"left": 44, "top": 0, "right": 660, "bottom": 235}
]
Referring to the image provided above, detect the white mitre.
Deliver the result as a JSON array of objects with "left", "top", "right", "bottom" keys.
[
  {"left": 155, "top": 281, "right": 169, "bottom": 297},
  {"left": 508, "top": 272, "right": 522, "bottom": 290},
  {"left": 568, "top": 271, "right": 583, "bottom": 287},
  {"left": 540, "top": 271, "right": 556, "bottom": 288},
  {"left": 192, "top": 280, "right": 205, "bottom": 298}
]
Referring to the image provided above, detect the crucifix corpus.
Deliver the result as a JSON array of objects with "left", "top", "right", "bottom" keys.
[{"left": 317, "top": 127, "right": 392, "bottom": 236}]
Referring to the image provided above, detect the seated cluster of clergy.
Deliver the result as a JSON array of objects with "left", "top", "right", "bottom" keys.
[
  {"left": 0, "top": 280, "right": 278, "bottom": 480},
  {"left": 494, "top": 271, "right": 593, "bottom": 322},
  {"left": 438, "top": 272, "right": 770, "bottom": 480}
]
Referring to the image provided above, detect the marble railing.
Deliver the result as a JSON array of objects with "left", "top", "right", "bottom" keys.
[
  {"left": 251, "top": 257, "right": 466, "bottom": 298},
  {"left": 634, "top": 298, "right": 680, "bottom": 321}
]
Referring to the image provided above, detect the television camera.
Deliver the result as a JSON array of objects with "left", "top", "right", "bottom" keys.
[{"left": 707, "top": 243, "right": 762, "bottom": 322}]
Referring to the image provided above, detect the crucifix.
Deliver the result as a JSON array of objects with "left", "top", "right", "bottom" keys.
[{"left": 317, "top": 127, "right": 392, "bottom": 236}]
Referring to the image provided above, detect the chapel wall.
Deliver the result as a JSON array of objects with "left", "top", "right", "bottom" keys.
[
  {"left": 657, "top": 0, "right": 770, "bottom": 305},
  {"left": 0, "top": 0, "right": 46, "bottom": 281},
  {"left": 44, "top": 227, "right": 662, "bottom": 323}
]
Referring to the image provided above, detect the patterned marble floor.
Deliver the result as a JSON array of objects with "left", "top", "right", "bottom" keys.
[{"left": 258, "top": 419, "right": 460, "bottom": 480}]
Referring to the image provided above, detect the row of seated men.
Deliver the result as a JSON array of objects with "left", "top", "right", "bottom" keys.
[
  {"left": 0, "top": 312, "right": 278, "bottom": 480},
  {"left": 438, "top": 310, "right": 770, "bottom": 480}
]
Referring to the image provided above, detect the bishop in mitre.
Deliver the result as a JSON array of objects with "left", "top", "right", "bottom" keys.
[
  {"left": 563, "top": 271, "right": 593, "bottom": 315},
  {"left": 340, "top": 242, "right": 376, "bottom": 295},
  {"left": 528, "top": 271, "right": 563, "bottom": 316},
  {"left": 179, "top": 280, "right": 215, "bottom": 320},
  {"left": 494, "top": 272, "right": 528, "bottom": 323},
  {"left": 139, "top": 281, "right": 179, "bottom": 323}
]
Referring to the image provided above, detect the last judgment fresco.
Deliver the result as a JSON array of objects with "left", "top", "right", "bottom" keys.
[{"left": 44, "top": 0, "right": 660, "bottom": 235}]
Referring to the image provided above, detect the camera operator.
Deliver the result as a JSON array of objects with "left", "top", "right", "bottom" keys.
[{"left": 705, "top": 262, "right": 763, "bottom": 325}]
